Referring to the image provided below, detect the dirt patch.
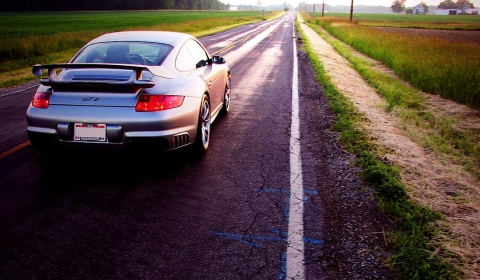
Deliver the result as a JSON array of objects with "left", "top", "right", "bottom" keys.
[
  {"left": 377, "top": 27, "right": 480, "bottom": 44},
  {"left": 298, "top": 19, "right": 480, "bottom": 279}
]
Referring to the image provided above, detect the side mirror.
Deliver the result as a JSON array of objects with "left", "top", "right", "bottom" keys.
[
  {"left": 196, "top": 60, "right": 208, "bottom": 68},
  {"left": 212, "top": 56, "right": 226, "bottom": 64}
]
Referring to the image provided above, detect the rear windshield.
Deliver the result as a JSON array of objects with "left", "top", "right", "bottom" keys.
[{"left": 72, "top": 42, "right": 173, "bottom": 66}]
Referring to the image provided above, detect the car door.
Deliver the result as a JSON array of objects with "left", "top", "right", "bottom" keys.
[{"left": 184, "top": 40, "right": 224, "bottom": 114}]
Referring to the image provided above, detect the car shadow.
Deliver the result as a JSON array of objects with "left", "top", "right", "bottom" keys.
[{"left": 37, "top": 146, "right": 206, "bottom": 193}]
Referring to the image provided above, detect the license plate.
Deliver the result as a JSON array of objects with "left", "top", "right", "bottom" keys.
[{"left": 74, "top": 123, "right": 106, "bottom": 142}]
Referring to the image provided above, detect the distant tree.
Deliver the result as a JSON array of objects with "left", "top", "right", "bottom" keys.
[
  {"left": 0, "top": 0, "right": 229, "bottom": 11},
  {"left": 133, "top": 0, "right": 146, "bottom": 10},
  {"left": 456, "top": 0, "right": 474, "bottom": 10},
  {"left": 405, "top": 8, "right": 413, "bottom": 14},
  {"left": 284, "top": 7, "right": 289, "bottom": 11},
  {"left": 391, "top": 0, "right": 406, "bottom": 13},
  {"left": 438, "top": 0, "right": 458, "bottom": 8},
  {"left": 176, "top": 0, "right": 188, "bottom": 9},
  {"left": 188, "top": 0, "right": 198, "bottom": 9},
  {"left": 157, "top": 0, "right": 174, "bottom": 9},
  {"left": 419, "top": 2, "right": 429, "bottom": 13}
]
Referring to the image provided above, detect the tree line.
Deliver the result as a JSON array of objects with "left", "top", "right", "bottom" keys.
[
  {"left": 0, "top": 0, "right": 230, "bottom": 12},
  {"left": 391, "top": 0, "right": 475, "bottom": 14}
]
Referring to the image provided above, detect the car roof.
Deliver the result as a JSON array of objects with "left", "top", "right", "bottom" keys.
[{"left": 89, "top": 31, "right": 194, "bottom": 47}]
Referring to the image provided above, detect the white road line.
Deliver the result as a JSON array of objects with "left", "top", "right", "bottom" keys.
[
  {"left": 286, "top": 20, "right": 305, "bottom": 280},
  {"left": 0, "top": 84, "right": 39, "bottom": 98}
]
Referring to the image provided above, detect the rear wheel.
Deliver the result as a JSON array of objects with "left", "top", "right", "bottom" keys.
[{"left": 193, "top": 94, "right": 211, "bottom": 153}]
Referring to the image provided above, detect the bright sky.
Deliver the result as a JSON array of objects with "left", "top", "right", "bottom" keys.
[{"left": 225, "top": 0, "right": 480, "bottom": 8}]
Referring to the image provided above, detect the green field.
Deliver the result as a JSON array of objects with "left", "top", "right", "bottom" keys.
[
  {"left": 0, "top": 11, "right": 271, "bottom": 37},
  {"left": 313, "top": 12, "right": 480, "bottom": 29},
  {"left": 0, "top": 10, "right": 280, "bottom": 87}
]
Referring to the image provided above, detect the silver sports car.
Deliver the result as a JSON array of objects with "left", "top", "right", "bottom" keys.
[{"left": 26, "top": 31, "right": 231, "bottom": 153}]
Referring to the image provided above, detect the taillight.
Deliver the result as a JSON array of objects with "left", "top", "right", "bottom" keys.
[
  {"left": 32, "top": 92, "right": 51, "bottom": 109},
  {"left": 135, "top": 95, "right": 184, "bottom": 112}
]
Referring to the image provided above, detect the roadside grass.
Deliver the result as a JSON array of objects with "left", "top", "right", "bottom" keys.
[
  {"left": 0, "top": 49, "right": 78, "bottom": 88},
  {"left": 310, "top": 16, "right": 480, "bottom": 110},
  {"left": 312, "top": 12, "right": 480, "bottom": 30},
  {"left": 0, "top": 10, "right": 282, "bottom": 88},
  {"left": 299, "top": 11, "right": 480, "bottom": 279},
  {"left": 304, "top": 14, "right": 480, "bottom": 183},
  {"left": 296, "top": 17, "right": 467, "bottom": 279}
]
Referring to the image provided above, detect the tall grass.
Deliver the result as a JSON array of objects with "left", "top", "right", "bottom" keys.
[{"left": 311, "top": 17, "right": 480, "bottom": 109}]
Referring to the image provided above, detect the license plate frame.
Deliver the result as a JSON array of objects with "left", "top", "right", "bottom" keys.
[{"left": 74, "top": 123, "right": 106, "bottom": 142}]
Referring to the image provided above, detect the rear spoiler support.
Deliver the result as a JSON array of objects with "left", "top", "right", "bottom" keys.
[{"left": 32, "top": 63, "right": 173, "bottom": 90}]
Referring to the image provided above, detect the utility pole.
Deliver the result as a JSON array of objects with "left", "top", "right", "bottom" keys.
[
  {"left": 350, "top": 0, "right": 354, "bottom": 22},
  {"left": 322, "top": 0, "right": 325, "bottom": 17}
]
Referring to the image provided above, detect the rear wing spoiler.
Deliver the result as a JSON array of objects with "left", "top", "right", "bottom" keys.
[{"left": 32, "top": 63, "right": 174, "bottom": 90}]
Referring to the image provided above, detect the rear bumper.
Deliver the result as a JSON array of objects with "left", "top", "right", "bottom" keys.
[
  {"left": 26, "top": 97, "right": 199, "bottom": 151},
  {"left": 27, "top": 128, "right": 190, "bottom": 151}
]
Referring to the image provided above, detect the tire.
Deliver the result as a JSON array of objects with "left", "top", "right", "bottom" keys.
[
  {"left": 193, "top": 94, "right": 211, "bottom": 153},
  {"left": 220, "top": 78, "right": 231, "bottom": 116}
]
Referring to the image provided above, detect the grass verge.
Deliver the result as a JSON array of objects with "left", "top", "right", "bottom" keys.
[
  {"left": 304, "top": 21, "right": 480, "bottom": 182},
  {"left": 295, "top": 19, "right": 461, "bottom": 279}
]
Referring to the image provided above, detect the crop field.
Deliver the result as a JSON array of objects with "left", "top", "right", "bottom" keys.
[
  {"left": 0, "top": 10, "right": 280, "bottom": 87},
  {"left": 0, "top": 10, "right": 271, "bottom": 37},
  {"left": 317, "top": 12, "right": 480, "bottom": 30}
]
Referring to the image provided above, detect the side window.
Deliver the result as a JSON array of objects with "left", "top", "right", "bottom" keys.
[
  {"left": 185, "top": 40, "right": 209, "bottom": 67},
  {"left": 175, "top": 44, "right": 196, "bottom": 71}
]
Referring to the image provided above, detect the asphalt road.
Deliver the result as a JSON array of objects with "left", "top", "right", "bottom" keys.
[{"left": 0, "top": 12, "right": 394, "bottom": 279}]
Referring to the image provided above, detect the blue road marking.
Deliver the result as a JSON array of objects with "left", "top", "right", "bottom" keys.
[
  {"left": 210, "top": 188, "right": 321, "bottom": 278},
  {"left": 210, "top": 228, "right": 322, "bottom": 248},
  {"left": 257, "top": 188, "right": 318, "bottom": 195},
  {"left": 279, "top": 252, "right": 287, "bottom": 280}
]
